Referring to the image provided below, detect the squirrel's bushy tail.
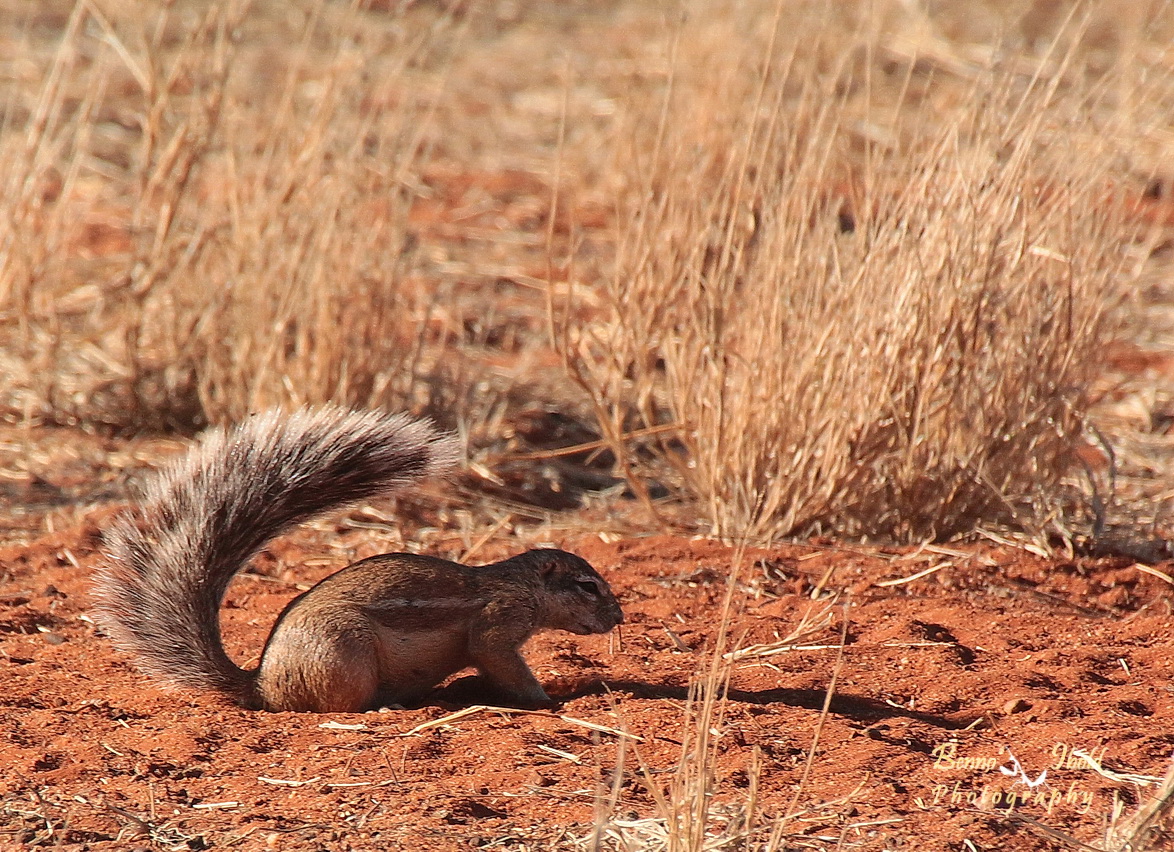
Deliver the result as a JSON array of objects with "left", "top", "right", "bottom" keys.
[{"left": 92, "top": 407, "right": 461, "bottom": 706}]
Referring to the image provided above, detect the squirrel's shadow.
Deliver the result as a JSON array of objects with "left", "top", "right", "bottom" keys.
[{"left": 420, "top": 676, "right": 973, "bottom": 734}]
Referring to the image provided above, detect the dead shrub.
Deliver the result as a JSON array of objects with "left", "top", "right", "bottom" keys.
[{"left": 561, "top": 0, "right": 1144, "bottom": 541}]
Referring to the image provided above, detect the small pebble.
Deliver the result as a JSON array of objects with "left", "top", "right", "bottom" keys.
[{"left": 1002, "top": 697, "right": 1031, "bottom": 714}]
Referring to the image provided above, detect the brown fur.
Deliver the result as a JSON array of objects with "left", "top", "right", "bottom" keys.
[{"left": 92, "top": 407, "right": 623, "bottom": 712}]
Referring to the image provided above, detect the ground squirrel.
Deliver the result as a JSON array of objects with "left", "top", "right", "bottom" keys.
[{"left": 92, "top": 407, "right": 624, "bottom": 712}]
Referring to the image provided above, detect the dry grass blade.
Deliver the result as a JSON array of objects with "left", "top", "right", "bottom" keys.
[
  {"left": 257, "top": 776, "right": 321, "bottom": 787},
  {"left": 1131, "top": 564, "right": 1174, "bottom": 586},
  {"left": 873, "top": 561, "right": 951, "bottom": 587},
  {"left": 557, "top": 714, "right": 644, "bottom": 743},
  {"left": 399, "top": 704, "right": 488, "bottom": 737},
  {"left": 723, "top": 600, "right": 836, "bottom": 662},
  {"left": 779, "top": 601, "right": 851, "bottom": 834},
  {"left": 400, "top": 704, "right": 644, "bottom": 742},
  {"left": 1075, "top": 751, "right": 1164, "bottom": 787}
]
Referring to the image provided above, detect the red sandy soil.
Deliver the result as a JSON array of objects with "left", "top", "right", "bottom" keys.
[{"left": 2, "top": 469, "right": 1173, "bottom": 851}]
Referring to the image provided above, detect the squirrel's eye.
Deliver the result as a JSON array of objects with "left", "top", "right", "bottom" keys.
[{"left": 576, "top": 579, "right": 601, "bottom": 596}]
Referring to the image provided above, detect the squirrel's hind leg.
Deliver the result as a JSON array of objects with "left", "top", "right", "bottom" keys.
[{"left": 257, "top": 615, "right": 381, "bottom": 713}]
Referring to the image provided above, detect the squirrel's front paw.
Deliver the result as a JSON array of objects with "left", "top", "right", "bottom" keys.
[
  {"left": 494, "top": 685, "right": 555, "bottom": 710},
  {"left": 513, "top": 693, "right": 557, "bottom": 711}
]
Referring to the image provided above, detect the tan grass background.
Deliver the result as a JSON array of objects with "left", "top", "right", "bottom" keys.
[
  {"left": 2, "top": 0, "right": 1173, "bottom": 544},
  {"left": 561, "top": 1, "right": 1169, "bottom": 541}
]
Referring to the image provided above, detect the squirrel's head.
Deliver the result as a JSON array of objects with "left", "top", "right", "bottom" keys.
[{"left": 522, "top": 549, "right": 624, "bottom": 635}]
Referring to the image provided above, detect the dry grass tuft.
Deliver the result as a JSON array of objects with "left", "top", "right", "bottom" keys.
[
  {"left": 1101, "top": 756, "right": 1174, "bottom": 851},
  {"left": 586, "top": 556, "right": 756, "bottom": 852},
  {"left": 0, "top": 0, "right": 458, "bottom": 431},
  {"left": 560, "top": 0, "right": 1164, "bottom": 542}
]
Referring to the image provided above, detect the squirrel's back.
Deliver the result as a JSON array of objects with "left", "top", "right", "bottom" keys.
[{"left": 92, "top": 407, "right": 460, "bottom": 706}]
